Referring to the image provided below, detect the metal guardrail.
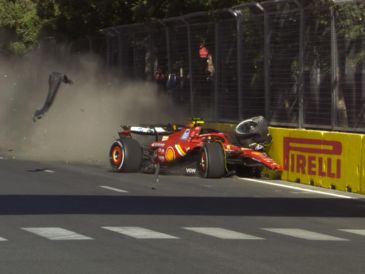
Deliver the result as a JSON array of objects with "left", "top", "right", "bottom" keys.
[{"left": 100, "top": 0, "right": 365, "bottom": 133}]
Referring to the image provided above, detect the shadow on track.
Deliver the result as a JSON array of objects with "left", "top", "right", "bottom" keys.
[{"left": 0, "top": 195, "right": 364, "bottom": 217}]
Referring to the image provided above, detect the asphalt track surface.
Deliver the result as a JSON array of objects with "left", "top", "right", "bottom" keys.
[{"left": 0, "top": 158, "right": 364, "bottom": 274}]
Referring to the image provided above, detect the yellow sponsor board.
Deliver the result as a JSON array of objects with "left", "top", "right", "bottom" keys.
[
  {"left": 267, "top": 127, "right": 289, "bottom": 180},
  {"left": 269, "top": 127, "right": 364, "bottom": 194},
  {"left": 361, "top": 137, "right": 365, "bottom": 194},
  {"left": 285, "top": 129, "right": 325, "bottom": 187},
  {"left": 321, "top": 132, "right": 362, "bottom": 193}
]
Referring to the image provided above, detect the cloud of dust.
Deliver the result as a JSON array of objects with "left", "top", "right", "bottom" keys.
[{"left": 0, "top": 48, "right": 186, "bottom": 166}]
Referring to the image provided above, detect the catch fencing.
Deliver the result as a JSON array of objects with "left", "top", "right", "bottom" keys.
[{"left": 101, "top": 0, "right": 365, "bottom": 132}]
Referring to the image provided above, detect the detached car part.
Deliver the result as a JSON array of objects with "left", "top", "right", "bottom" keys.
[{"left": 33, "top": 72, "right": 73, "bottom": 122}]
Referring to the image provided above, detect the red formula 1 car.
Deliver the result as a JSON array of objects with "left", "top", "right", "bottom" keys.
[{"left": 109, "top": 117, "right": 282, "bottom": 178}]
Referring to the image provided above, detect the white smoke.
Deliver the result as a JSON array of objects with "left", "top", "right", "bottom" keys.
[{"left": 0, "top": 49, "right": 186, "bottom": 166}]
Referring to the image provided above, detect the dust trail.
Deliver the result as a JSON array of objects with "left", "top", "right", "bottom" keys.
[{"left": 0, "top": 49, "right": 186, "bottom": 166}]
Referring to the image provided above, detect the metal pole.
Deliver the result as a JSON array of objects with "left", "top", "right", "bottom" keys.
[
  {"left": 236, "top": 12, "right": 244, "bottom": 120},
  {"left": 165, "top": 25, "right": 172, "bottom": 74},
  {"left": 182, "top": 18, "right": 195, "bottom": 117},
  {"left": 114, "top": 28, "right": 124, "bottom": 68},
  {"left": 105, "top": 34, "right": 111, "bottom": 66},
  {"left": 232, "top": 2, "right": 271, "bottom": 120},
  {"left": 260, "top": 0, "right": 303, "bottom": 124},
  {"left": 110, "top": 28, "right": 122, "bottom": 67},
  {"left": 214, "top": 21, "right": 220, "bottom": 120},
  {"left": 155, "top": 20, "right": 172, "bottom": 74},
  {"left": 232, "top": 3, "right": 266, "bottom": 120},
  {"left": 234, "top": 0, "right": 302, "bottom": 124},
  {"left": 163, "top": 15, "right": 202, "bottom": 117},
  {"left": 263, "top": 7, "right": 271, "bottom": 121},
  {"left": 228, "top": 9, "right": 244, "bottom": 120},
  {"left": 330, "top": 6, "right": 339, "bottom": 129},
  {"left": 296, "top": 1, "right": 305, "bottom": 128},
  {"left": 101, "top": 24, "right": 145, "bottom": 67},
  {"left": 133, "top": 32, "right": 138, "bottom": 78}
]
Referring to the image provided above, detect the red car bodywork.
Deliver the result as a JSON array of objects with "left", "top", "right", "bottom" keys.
[{"left": 117, "top": 124, "right": 283, "bottom": 172}]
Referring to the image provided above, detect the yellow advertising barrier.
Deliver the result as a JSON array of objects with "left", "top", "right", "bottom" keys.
[
  {"left": 321, "top": 132, "right": 362, "bottom": 192},
  {"left": 205, "top": 121, "right": 365, "bottom": 194},
  {"left": 267, "top": 127, "right": 289, "bottom": 181},
  {"left": 286, "top": 129, "right": 324, "bottom": 186},
  {"left": 361, "top": 137, "right": 365, "bottom": 194},
  {"left": 269, "top": 127, "right": 364, "bottom": 194}
]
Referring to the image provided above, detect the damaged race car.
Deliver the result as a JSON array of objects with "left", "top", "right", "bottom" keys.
[{"left": 109, "top": 116, "right": 283, "bottom": 178}]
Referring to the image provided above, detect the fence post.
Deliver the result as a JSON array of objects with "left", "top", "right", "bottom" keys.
[
  {"left": 156, "top": 20, "right": 171, "bottom": 74},
  {"left": 164, "top": 25, "right": 172, "bottom": 75},
  {"left": 103, "top": 31, "right": 113, "bottom": 66},
  {"left": 260, "top": 0, "right": 303, "bottom": 125},
  {"left": 110, "top": 28, "right": 120, "bottom": 67},
  {"left": 105, "top": 35, "right": 111, "bottom": 66},
  {"left": 330, "top": 6, "right": 339, "bottom": 129},
  {"left": 228, "top": 8, "right": 245, "bottom": 120},
  {"left": 236, "top": 11, "right": 244, "bottom": 120},
  {"left": 182, "top": 18, "right": 195, "bottom": 117},
  {"left": 232, "top": 3, "right": 266, "bottom": 121},
  {"left": 115, "top": 29, "right": 124, "bottom": 68},
  {"left": 263, "top": 7, "right": 271, "bottom": 122},
  {"left": 294, "top": 0, "right": 305, "bottom": 128},
  {"left": 132, "top": 32, "right": 137, "bottom": 78},
  {"left": 214, "top": 21, "right": 220, "bottom": 120}
]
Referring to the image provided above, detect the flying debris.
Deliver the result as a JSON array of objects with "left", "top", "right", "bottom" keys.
[{"left": 33, "top": 72, "right": 73, "bottom": 122}]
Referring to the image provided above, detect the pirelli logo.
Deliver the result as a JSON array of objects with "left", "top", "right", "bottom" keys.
[{"left": 283, "top": 137, "right": 342, "bottom": 179}]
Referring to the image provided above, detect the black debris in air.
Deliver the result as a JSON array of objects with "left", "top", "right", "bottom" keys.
[{"left": 33, "top": 72, "right": 73, "bottom": 122}]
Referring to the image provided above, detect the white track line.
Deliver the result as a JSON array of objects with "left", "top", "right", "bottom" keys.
[
  {"left": 339, "top": 229, "right": 365, "bottom": 236},
  {"left": 22, "top": 227, "right": 93, "bottom": 240},
  {"left": 184, "top": 227, "right": 264, "bottom": 240},
  {"left": 102, "top": 226, "right": 179, "bottom": 239},
  {"left": 100, "top": 185, "right": 128, "bottom": 193},
  {"left": 240, "top": 178, "right": 355, "bottom": 199},
  {"left": 263, "top": 228, "right": 348, "bottom": 241},
  {"left": 0, "top": 237, "right": 7, "bottom": 241}
]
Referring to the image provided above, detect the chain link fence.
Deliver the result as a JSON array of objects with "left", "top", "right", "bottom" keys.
[{"left": 101, "top": 0, "right": 365, "bottom": 132}]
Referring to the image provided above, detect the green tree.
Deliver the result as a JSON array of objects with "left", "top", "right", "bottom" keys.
[
  {"left": 49, "top": 0, "right": 134, "bottom": 39},
  {"left": 0, "top": 0, "right": 43, "bottom": 55}
]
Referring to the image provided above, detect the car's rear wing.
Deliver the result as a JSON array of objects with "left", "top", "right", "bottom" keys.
[
  {"left": 130, "top": 126, "right": 168, "bottom": 135},
  {"left": 118, "top": 124, "right": 183, "bottom": 139}
]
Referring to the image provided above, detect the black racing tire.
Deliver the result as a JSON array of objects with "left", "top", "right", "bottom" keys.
[
  {"left": 235, "top": 116, "right": 268, "bottom": 142},
  {"left": 109, "top": 138, "right": 142, "bottom": 172},
  {"left": 198, "top": 142, "right": 226, "bottom": 178}
]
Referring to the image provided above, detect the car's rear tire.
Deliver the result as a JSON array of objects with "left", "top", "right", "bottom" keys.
[
  {"left": 198, "top": 142, "right": 226, "bottom": 178},
  {"left": 109, "top": 138, "right": 142, "bottom": 172}
]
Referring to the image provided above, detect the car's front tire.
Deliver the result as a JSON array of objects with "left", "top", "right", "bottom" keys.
[
  {"left": 109, "top": 138, "right": 142, "bottom": 172},
  {"left": 198, "top": 142, "right": 226, "bottom": 178}
]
